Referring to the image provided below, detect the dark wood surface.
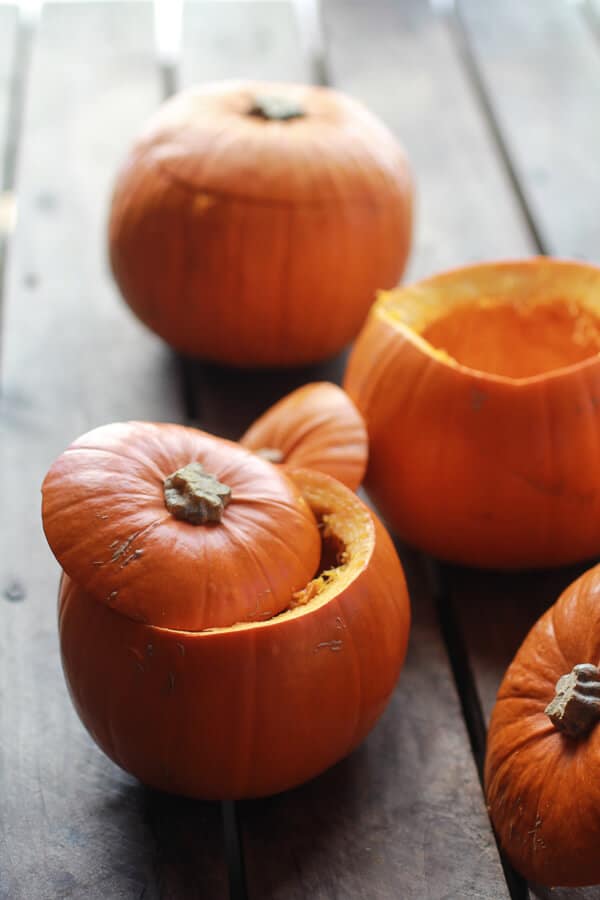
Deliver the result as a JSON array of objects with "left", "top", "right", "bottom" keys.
[
  {"left": 0, "top": 5, "right": 226, "bottom": 899},
  {"left": 2, "top": 1, "right": 600, "bottom": 898}
]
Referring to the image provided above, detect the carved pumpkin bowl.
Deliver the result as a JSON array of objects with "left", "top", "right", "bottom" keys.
[
  {"left": 344, "top": 258, "right": 600, "bottom": 568},
  {"left": 41, "top": 421, "right": 410, "bottom": 799}
]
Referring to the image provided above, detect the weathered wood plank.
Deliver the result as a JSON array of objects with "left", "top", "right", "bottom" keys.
[
  {"left": 322, "top": 0, "right": 535, "bottom": 281},
  {"left": 182, "top": 0, "right": 308, "bottom": 85},
  {"left": 178, "top": 1, "right": 513, "bottom": 895},
  {"left": 0, "top": 4, "right": 226, "bottom": 898},
  {"left": 458, "top": 0, "right": 600, "bottom": 261},
  {"left": 0, "top": 5, "right": 17, "bottom": 178},
  {"left": 0, "top": 5, "right": 18, "bottom": 302}
]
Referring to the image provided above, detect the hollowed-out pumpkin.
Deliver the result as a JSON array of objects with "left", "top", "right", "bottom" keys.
[
  {"left": 344, "top": 258, "right": 600, "bottom": 568},
  {"left": 42, "top": 421, "right": 410, "bottom": 799},
  {"left": 108, "top": 79, "right": 412, "bottom": 367},
  {"left": 485, "top": 564, "right": 600, "bottom": 887},
  {"left": 240, "top": 382, "right": 368, "bottom": 490}
]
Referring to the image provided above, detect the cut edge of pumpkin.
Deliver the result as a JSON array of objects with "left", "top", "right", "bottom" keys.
[
  {"left": 376, "top": 257, "right": 600, "bottom": 385},
  {"left": 93, "top": 467, "right": 374, "bottom": 637}
]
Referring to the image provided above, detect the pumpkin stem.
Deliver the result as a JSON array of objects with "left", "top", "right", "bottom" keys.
[
  {"left": 163, "top": 462, "right": 231, "bottom": 524},
  {"left": 254, "top": 447, "right": 285, "bottom": 464},
  {"left": 249, "top": 94, "right": 305, "bottom": 121},
  {"left": 545, "top": 663, "right": 600, "bottom": 739}
]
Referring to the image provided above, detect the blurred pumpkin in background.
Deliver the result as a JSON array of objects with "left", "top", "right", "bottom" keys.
[
  {"left": 42, "top": 421, "right": 410, "bottom": 799},
  {"left": 344, "top": 258, "right": 600, "bottom": 568},
  {"left": 109, "top": 79, "right": 412, "bottom": 367}
]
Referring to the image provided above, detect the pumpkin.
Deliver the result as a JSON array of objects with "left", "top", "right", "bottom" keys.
[
  {"left": 484, "top": 564, "right": 600, "bottom": 887},
  {"left": 108, "top": 79, "right": 412, "bottom": 367},
  {"left": 42, "top": 421, "right": 410, "bottom": 799},
  {"left": 344, "top": 258, "right": 600, "bottom": 568},
  {"left": 240, "top": 381, "right": 368, "bottom": 490}
]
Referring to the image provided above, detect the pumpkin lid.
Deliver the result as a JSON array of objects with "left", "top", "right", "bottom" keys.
[
  {"left": 42, "top": 422, "right": 321, "bottom": 631},
  {"left": 240, "top": 382, "right": 368, "bottom": 490},
  {"left": 131, "top": 79, "right": 410, "bottom": 206}
]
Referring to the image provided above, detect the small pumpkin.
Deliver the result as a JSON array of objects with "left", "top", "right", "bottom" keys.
[
  {"left": 240, "top": 381, "right": 368, "bottom": 490},
  {"left": 344, "top": 258, "right": 600, "bottom": 568},
  {"left": 485, "top": 564, "right": 600, "bottom": 887},
  {"left": 108, "top": 79, "right": 412, "bottom": 367},
  {"left": 42, "top": 421, "right": 410, "bottom": 799}
]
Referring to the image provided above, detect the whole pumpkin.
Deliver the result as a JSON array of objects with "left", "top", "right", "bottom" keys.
[
  {"left": 344, "top": 258, "right": 600, "bottom": 568},
  {"left": 240, "top": 381, "right": 368, "bottom": 490},
  {"left": 108, "top": 79, "right": 412, "bottom": 367},
  {"left": 42, "top": 421, "right": 410, "bottom": 799},
  {"left": 485, "top": 564, "right": 600, "bottom": 887}
]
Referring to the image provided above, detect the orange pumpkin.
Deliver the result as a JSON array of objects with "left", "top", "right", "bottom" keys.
[
  {"left": 240, "top": 382, "right": 368, "bottom": 490},
  {"left": 108, "top": 80, "right": 412, "bottom": 367},
  {"left": 485, "top": 564, "right": 600, "bottom": 887},
  {"left": 42, "top": 422, "right": 410, "bottom": 799},
  {"left": 344, "top": 258, "right": 600, "bottom": 568}
]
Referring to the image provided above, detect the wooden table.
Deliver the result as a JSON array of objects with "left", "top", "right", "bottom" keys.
[{"left": 2, "top": 1, "right": 600, "bottom": 897}]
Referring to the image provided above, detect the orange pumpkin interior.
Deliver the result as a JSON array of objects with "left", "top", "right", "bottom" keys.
[
  {"left": 420, "top": 300, "right": 600, "bottom": 378},
  {"left": 198, "top": 471, "right": 372, "bottom": 633}
]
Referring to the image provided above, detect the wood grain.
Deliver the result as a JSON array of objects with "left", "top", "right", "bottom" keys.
[
  {"left": 0, "top": 5, "right": 226, "bottom": 898},
  {"left": 458, "top": 0, "right": 600, "bottom": 262},
  {"left": 322, "top": 0, "right": 535, "bottom": 282}
]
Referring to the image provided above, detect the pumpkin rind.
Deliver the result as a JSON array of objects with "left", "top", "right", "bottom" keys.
[
  {"left": 42, "top": 421, "right": 321, "bottom": 630},
  {"left": 344, "top": 258, "right": 600, "bottom": 568},
  {"left": 108, "top": 79, "right": 413, "bottom": 367},
  {"left": 484, "top": 564, "right": 600, "bottom": 887},
  {"left": 240, "top": 382, "right": 368, "bottom": 490},
  {"left": 55, "top": 466, "right": 410, "bottom": 799}
]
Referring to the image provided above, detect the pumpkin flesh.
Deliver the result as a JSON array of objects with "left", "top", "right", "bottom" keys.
[{"left": 420, "top": 299, "right": 600, "bottom": 378}]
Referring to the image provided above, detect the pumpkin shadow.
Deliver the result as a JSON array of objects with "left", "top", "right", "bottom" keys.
[
  {"left": 137, "top": 785, "right": 229, "bottom": 896},
  {"left": 173, "top": 346, "right": 350, "bottom": 440},
  {"left": 439, "top": 558, "right": 600, "bottom": 721},
  {"left": 238, "top": 735, "right": 385, "bottom": 896}
]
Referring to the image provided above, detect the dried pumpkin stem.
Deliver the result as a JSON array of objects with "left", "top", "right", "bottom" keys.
[
  {"left": 164, "top": 462, "right": 231, "bottom": 524},
  {"left": 545, "top": 663, "right": 600, "bottom": 738},
  {"left": 249, "top": 94, "right": 305, "bottom": 121}
]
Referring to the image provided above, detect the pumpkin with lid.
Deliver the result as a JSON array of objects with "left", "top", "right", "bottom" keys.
[
  {"left": 344, "top": 258, "right": 600, "bottom": 568},
  {"left": 485, "top": 563, "right": 600, "bottom": 887},
  {"left": 108, "top": 79, "right": 413, "bottom": 367},
  {"left": 42, "top": 421, "right": 410, "bottom": 799}
]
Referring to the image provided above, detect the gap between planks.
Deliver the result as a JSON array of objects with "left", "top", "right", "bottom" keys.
[{"left": 445, "top": 2, "right": 547, "bottom": 256}]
